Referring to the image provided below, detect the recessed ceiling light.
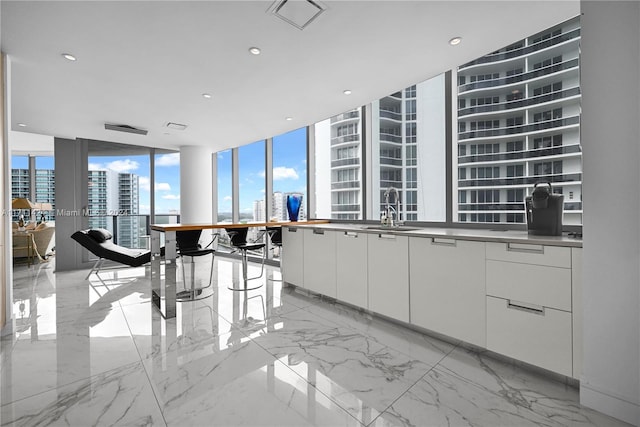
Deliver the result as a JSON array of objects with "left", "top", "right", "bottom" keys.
[
  {"left": 62, "top": 53, "right": 77, "bottom": 61},
  {"left": 202, "top": 93, "right": 212, "bottom": 99},
  {"left": 249, "top": 47, "right": 261, "bottom": 55},
  {"left": 343, "top": 90, "right": 352, "bottom": 95},
  {"left": 17, "top": 123, "right": 27, "bottom": 127},
  {"left": 285, "top": 117, "right": 293, "bottom": 121},
  {"left": 449, "top": 37, "right": 462, "bottom": 46}
]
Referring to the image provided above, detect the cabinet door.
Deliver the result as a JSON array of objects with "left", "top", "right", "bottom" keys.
[
  {"left": 409, "top": 237, "right": 486, "bottom": 347},
  {"left": 487, "top": 295, "right": 572, "bottom": 377},
  {"left": 367, "top": 233, "right": 409, "bottom": 322},
  {"left": 303, "top": 228, "right": 337, "bottom": 297},
  {"left": 281, "top": 226, "right": 304, "bottom": 286},
  {"left": 336, "top": 231, "right": 368, "bottom": 307}
]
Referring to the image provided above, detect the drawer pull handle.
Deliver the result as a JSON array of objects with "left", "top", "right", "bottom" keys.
[
  {"left": 431, "top": 237, "right": 456, "bottom": 246},
  {"left": 378, "top": 234, "right": 396, "bottom": 240},
  {"left": 507, "top": 300, "right": 545, "bottom": 315},
  {"left": 507, "top": 243, "right": 544, "bottom": 254},
  {"left": 287, "top": 228, "right": 297, "bottom": 233},
  {"left": 344, "top": 231, "right": 358, "bottom": 238},
  {"left": 313, "top": 229, "right": 325, "bottom": 235}
]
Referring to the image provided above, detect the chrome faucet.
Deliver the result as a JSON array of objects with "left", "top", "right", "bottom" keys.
[{"left": 383, "top": 187, "right": 401, "bottom": 227}]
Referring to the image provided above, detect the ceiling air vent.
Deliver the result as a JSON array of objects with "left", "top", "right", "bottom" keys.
[
  {"left": 104, "top": 123, "right": 148, "bottom": 135},
  {"left": 269, "top": 0, "right": 326, "bottom": 30},
  {"left": 166, "top": 122, "right": 187, "bottom": 131}
]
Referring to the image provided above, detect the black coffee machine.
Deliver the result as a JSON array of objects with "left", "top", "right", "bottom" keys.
[{"left": 525, "top": 182, "right": 564, "bottom": 236}]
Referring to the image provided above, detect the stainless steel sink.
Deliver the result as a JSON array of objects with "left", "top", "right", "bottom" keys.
[{"left": 361, "top": 226, "right": 420, "bottom": 232}]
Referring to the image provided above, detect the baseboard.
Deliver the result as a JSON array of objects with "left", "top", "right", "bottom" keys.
[{"left": 581, "top": 381, "right": 639, "bottom": 426}]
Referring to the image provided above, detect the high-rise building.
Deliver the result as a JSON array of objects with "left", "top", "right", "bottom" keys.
[
  {"left": 87, "top": 169, "right": 141, "bottom": 247},
  {"left": 456, "top": 17, "right": 582, "bottom": 225},
  {"left": 253, "top": 199, "right": 266, "bottom": 222},
  {"left": 329, "top": 109, "right": 363, "bottom": 220},
  {"left": 117, "top": 173, "right": 140, "bottom": 248}
]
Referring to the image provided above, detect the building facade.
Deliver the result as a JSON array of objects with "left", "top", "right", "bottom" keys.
[{"left": 456, "top": 17, "right": 582, "bottom": 225}]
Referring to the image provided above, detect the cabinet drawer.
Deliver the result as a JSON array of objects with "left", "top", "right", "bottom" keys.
[
  {"left": 486, "top": 260, "right": 571, "bottom": 311},
  {"left": 486, "top": 242, "right": 571, "bottom": 268},
  {"left": 487, "top": 296, "right": 572, "bottom": 377}
]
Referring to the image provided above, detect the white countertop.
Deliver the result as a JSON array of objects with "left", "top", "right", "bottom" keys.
[{"left": 283, "top": 222, "right": 582, "bottom": 248}]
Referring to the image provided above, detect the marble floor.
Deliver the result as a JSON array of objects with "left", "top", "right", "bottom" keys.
[{"left": 0, "top": 257, "right": 630, "bottom": 427}]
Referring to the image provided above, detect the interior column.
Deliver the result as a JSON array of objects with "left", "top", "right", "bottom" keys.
[{"left": 180, "top": 145, "right": 213, "bottom": 225}]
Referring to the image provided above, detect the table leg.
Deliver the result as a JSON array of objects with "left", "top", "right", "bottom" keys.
[{"left": 151, "top": 230, "right": 177, "bottom": 318}]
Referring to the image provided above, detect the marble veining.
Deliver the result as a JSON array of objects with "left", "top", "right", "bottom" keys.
[{"left": 0, "top": 258, "right": 630, "bottom": 427}]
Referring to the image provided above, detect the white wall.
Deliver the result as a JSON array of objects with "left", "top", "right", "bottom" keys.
[
  {"left": 179, "top": 146, "right": 212, "bottom": 224},
  {"left": 580, "top": 2, "right": 640, "bottom": 425}
]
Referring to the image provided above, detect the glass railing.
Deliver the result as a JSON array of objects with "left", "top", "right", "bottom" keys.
[
  {"left": 458, "top": 173, "right": 582, "bottom": 188},
  {"left": 331, "top": 134, "right": 360, "bottom": 145},
  {"left": 458, "top": 144, "right": 581, "bottom": 164},
  {"left": 330, "top": 111, "right": 360, "bottom": 123},
  {"left": 331, "top": 181, "right": 361, "bottom": 190},
  {"left": 331, "top": 158, "right": 360, "bottom": 168},
  {"left": 458, "top": 116, "right": 580, "bottom": 140},
  {"left": 460, "top": 28, "right": 581, "bottom": 68},
  {"left": 458, "top": 202, "right": 525, "bottom": 211},
  {"left": 458, "top": 58, "right": 579, "bottom": 92},
  {"left": 379, "top": 133, "right": 403, "bottom": 143},
  {"left": 458, "top": 87, "right": 581, "bottom": 116},
  {"left": 379, "top": 109, "right": 403, "bottom": 120}
]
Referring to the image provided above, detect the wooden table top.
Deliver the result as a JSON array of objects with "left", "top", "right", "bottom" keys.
[{"left": 150, "top": 219, "right": 329, "bottom": 232}]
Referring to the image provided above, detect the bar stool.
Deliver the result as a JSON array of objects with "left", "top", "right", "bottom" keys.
[
  {"left": 176, "top": 229, "right": 215, "bottom": 300},
  {"left": 225, "top": 227, "right": 265, "bottom": 291},
  {"left": 266, "top": 226, "right": 283, "bottom": 282}
]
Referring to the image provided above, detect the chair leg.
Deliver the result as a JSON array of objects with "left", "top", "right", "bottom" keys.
[
  {"left": 229, "top": 249, "right": 264, "bottom": 292},
  {"left": 177, "top": 254, "right": 215, "bottom": 301}
]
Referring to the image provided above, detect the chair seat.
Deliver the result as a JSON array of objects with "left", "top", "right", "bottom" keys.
[
  {"left": 237, "top": 243, "right": 265, "bottom": 251},
  {"left": 179, "top": 248, "right": 215, "bottom": 257}
]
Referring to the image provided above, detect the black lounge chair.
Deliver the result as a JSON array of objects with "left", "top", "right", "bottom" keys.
[{"left": 71, "top": 228, "right": 153, "bottom": 280}]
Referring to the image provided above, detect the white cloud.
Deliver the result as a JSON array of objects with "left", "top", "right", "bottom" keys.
[
  {"left": 162, "top": 194, "right": 180, "bottom": 200},
  {"left": 156, "top": 153, "right": 180, "bottom": 166},
  {"left": 106, "top": 159, "right": 139, "bottom": 173},
  {"left": 139, "top": 204, "right": 150, "bottom": 214},
  {"left": 88, "top": 162, "right": 103, "bottom": 171},
  {"left": 139, "top": 176, "right": 150, "bottom": 191},
  {"left": 273, "top": 166, "right": 299, "bottom": 180},
  {"left": 223, "top": 196, "right": 232, "bottom": 201},
  {"left": 156, "top": 182, "right": 171, "bottom": 191}
]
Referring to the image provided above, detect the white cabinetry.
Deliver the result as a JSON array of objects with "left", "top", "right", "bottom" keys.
[
  {"left": 409, "top": 237, "right": 486, "bottom": 347},
  {"left": 281, "top": 226, "right": 304, "bottom": 286},
  {"left": 572, "top": 247, "right": 583, "bottom": 379},
  {"left": 367, "top": 233, "right": 409, "bottom": 322},
  {"left": 336, "top": 231, "right": 368, "bottom": 307},
  {"left": 303, "top": 228, "right": 337, "bottom": 297},
  {"left": 485, "top": 242, "right": 573, "bottom": 377}
]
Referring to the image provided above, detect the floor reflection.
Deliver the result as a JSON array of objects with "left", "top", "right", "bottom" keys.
[{"left": 0, "top": 258, "right": 629, "bottom": 427}]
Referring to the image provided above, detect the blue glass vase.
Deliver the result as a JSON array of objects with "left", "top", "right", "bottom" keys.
[{"left": 286, "top": 195, "right": 302, "bottom": 221}]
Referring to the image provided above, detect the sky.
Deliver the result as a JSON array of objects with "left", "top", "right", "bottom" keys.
[
  {"left": 13, "top": 127, "right": 307, "bottom": 216},
  {"left": 218, "top": 127, "right": 307, "bottom": 215}
]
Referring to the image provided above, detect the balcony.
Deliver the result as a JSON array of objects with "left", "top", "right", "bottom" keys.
[
  {"left": 460, "top": 28, "right": 580, "bottom": 69},
  {"left": 378, "top": 133, "right": 402, "bottom": 144},
  {"left": 331, "top": 181, "right": 360, "bottom": 190},
  {"left": 331, "top": 204, "right": 361, "bottom": 212},
  {"left": 458, "top": 144, "right": 581, "bottom": 164},
  {"left": 458, "top": 116, "right": 580, "bottom": 141},
  {"left": 330, "top": 111, "right": 360, "bottom": 123},
  {"left": 458, "top": 58, "right": 579, "bottom": 93},
  {"left": 458, "top": 173, "right": 582, "bottom": 188},
  {"left": 458, "top": 87, "right": 581, "bottom": 117},
  {"left": 331, "top": 158, "right": 360, "bottom": 168},
  {"left": 459, "top": 202, "right": 525, "bottom": 212},
  {"left": 379, "top": 109, "right": 402, "bottom": 121},
  {"left": 331, "top": 134, "right": 360, "bottom": 145}
]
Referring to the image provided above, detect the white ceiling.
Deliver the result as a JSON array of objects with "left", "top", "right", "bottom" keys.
[{"left": 1, "top": 0, "right": 580, "bottom": 153}]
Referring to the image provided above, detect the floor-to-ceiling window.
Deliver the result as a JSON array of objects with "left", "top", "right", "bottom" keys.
[
  {"left": 153, "top": 152, "right": 181, "bottom": 227},
  {"left": 238, "top": 140, "right": 266, "bottom": 255},
  {"left": 456, "top": 17, "right": 581, "bottom": 226},
  {"left": 370, "top": 74, "right": 447, "bottom": 223},
  {"left": 216, "top": 150, "right": 233, "bottom": 223},
  {"left": 272, "top": 128, "right": 307, "bottom": 222},
  {"left": 315, "top": 108, "right": 363, "bottom": 220}
]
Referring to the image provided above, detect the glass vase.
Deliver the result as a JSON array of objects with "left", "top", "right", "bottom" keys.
[{"left": 286, "top": 195, "right": 302, "bottom": 221}]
